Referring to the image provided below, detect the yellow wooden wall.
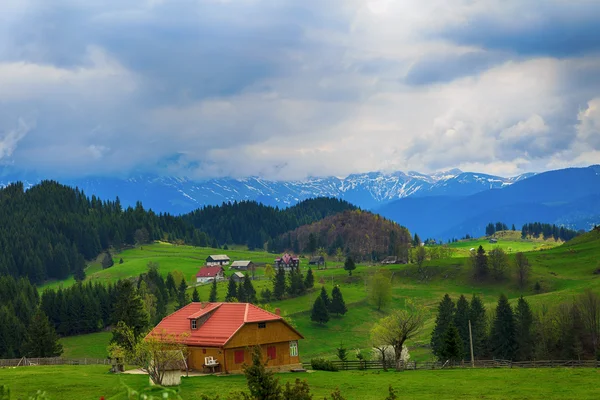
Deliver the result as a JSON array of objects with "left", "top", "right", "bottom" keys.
[
  {"left": 225, "top": 320, "right": 302, "bottom": 348},
  {"left": 224, "top": 341, "right": 301, "bottom": 373},
  {"left": 188, "top": 347, "right": 224, "bottom": 371}
]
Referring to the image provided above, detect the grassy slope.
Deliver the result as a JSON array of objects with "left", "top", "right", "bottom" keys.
[
  {"left": 56, "top": 231, "right": 600, "bottom": 361},
  {"left": 1, "top": 366, "right": 599, "bottom": 400},
  {"left": 447, "top": 230, "right": 560, "bottom": 257}
]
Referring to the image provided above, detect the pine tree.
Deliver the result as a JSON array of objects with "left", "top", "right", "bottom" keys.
[
  {"left": 490, "top": 294, "right": 516, "bottom": 360},
  {"left": 273, "top": 267, "right": 287, "bottom": 300},
  {"left": 343, "top": 257, "right": 356, "bottom": 276},
  {"left": 454, "top": 295, "right": 470, "bottom": 358},
  {"left": 304, "top": 267, "right": 315, "bottom": 289},
  {"left": 100, "top": 251, "right": 114, "bottom": 270},
  {"left": 469, "top": 294, "right": 487, "bottom": 358},
  {"left": 243, "top": 346, "right": 282, "bottom": 399},
  {"left": 209, "top": 278, "right": 218, "bottom": 302},
  {"left": 329, "top": 285, "right": 348, "bottom": 316},
  {"left": 440, "top": 321, "right": 464, "bottom": 362},
  {"left": 511, "top": 224, "right": 516, "bottom": 231},
  {"left": 319, "top": 286, "right": 331, "bottom": 309},
  {"left": 514, "top": 296, "right": 534, "bottom": 361},
  {"left": 237, "top": 281, "right": 248, "bottom": 302},
  {"left": 225, "top": 278, "right": 238, "bottom": 302},
  {"left": 165, "top": 272, "right": 177, "bottom": 299},
  {"left": 176, "top": 278, "right": 189, "bottom": 310},
  {"left": 23, "top": 309, "right": 63, "bottom": 357},
  {"left": 111, "top": 280, "right": 150, "bottom": 339},
  {"left": 243, "top": 274, "right": 257, "bottom": 304},
  {"left": 472, "top": 245, "right": 488, "bottom": 279},
  {"left": 192, "top": 287, "right": 200, "bottom": 302},
  {"left": 431, "top": 294, "right": 456, "bottom": 358},
  {"left": 310, "top": 296, "right": 330, "bottom": 325}
]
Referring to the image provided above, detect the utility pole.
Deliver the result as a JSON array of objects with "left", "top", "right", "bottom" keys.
[{"left": 468, "top": 319, "right": 475, "bottom": 368}]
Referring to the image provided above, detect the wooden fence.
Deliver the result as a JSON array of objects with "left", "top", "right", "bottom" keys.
[
  {"left": 303, "top": 359, "right": 600, "bottom": 371},
  {"left": 0, "top": 357, "right": 111, "bottom": 368}
]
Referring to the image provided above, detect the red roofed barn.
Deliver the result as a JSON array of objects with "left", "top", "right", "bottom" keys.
[
  {"left": 196, "top": 266, "right": 225, "bottom": 284},
  {"left": 148, "top": 302, "right": 303, "bottom": 374}
]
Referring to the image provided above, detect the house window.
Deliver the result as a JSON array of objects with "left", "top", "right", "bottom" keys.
[
  {"left": 289, "top": 341, "right": 298, "bottom": 357},
  {"left": 191, "top": 319, "right": 197, "bottom": 329},
  {"left": 258, "top": 322, "right": 266, "bottom": 329},
  {"left": 234, "top": 350, "right": 244, "bottom": 364},
  {"left": 267, "top": 346, "right": 277, "bottom": 360}
]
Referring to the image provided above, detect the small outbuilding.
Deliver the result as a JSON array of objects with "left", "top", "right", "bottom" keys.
[
  {"left": 489, "top": 238, "right": 498, "bottom": 244},
  {"left": 206, "top": 255, "right": 230, "bottom": 266},
  {"left": 230, "top": 260, "right": 255, "bottom": 271},
  {"left": 308, "top": 256, "right": 325, "bottom": 267},
  {"left": 230, "top": 272, "right": 245, "bottom": 283},
  {"left": 381, "top": 256, "right": 398, "bottom": 265},
  {"left": 196, "top": 266, "right": 225, "bottom": 284}
]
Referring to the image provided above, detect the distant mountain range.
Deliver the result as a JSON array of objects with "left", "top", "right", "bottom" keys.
[
  {"left": 1, "top": 165, "right": 599, "bottom": 241},
  {"left": 0, "top": 168, "right": 535, "bottom": 214}
]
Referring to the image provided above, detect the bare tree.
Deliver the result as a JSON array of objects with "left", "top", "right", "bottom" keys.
[
  {"left": 370, "top": 299, "right": 427, "bottom": 370},
  {"left": 515, "top": 252, "right": 530, "bottom": 289},
  {"left": 577, "top": 289, "right": 600, "bottom": 353},
  {"left": 488, "top": 247, "right": 509, "bottom": 281}
]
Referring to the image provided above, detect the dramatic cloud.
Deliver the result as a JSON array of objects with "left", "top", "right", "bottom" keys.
[{"left": 0, "top": 0, "right": 599, "bottom": 179}]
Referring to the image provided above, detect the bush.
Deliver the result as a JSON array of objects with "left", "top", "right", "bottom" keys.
[{"left": 310, "top": 358, "right": 338, "bottom": 371}]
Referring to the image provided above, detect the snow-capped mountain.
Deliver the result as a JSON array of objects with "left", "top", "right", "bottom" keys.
[{"left": 0, "top": 168, "right": 535, "bottom": 214}]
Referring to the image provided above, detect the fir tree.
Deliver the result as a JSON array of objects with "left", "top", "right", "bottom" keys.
[
  {"left": 469, "top": 294, "right": 487, "bottom": 358},
  {"left": 237, "top": 281, "right": 248, "bottom": 302},
  {"left": 454, "top": 294, "right": 470, "bottom": 358},
  {"left": 343, "top": 256, "right": 356, "bottom": 276},
  {"left": 243, "top": 346, "right": 282, "bottom": 399},
  {"left": 165, "top": 272, "right": 177, "bottom": 299},
  {"left": 111, "top": 280, "right": 149, "bottom": 339},
  {"left": 310, "top": 296, "right": 330, "bottom": 325},
  {"left": 23, "top": 309, "right": 63, "bottom": 357},
  {"left": 100, "top": 251, "right": 114, "bottom": 270},
  {"left": 514, "top": 296, "right": 534, "bottom": 361},
  {"left": 440, "top": 321, "right": 464, "bottom": 362},
  {"left": 288, "top": 268, "right": 306, "bottom": 297},
  {"left": 431, "top": 294, "right": 456, "bottom": 358},
  {"left": 243, "top": 274, "right": 257, "bottom": 304},
  {"left": 304, "top": 267, "right": 315, "bottom": 289},
  {"left": 192, "top": 287, "right": 200, "bottom": 302},
  {"left": 473, "top": 245, "right": 488, "bottom": 279},
  {"left": 490, "top": 294, "right": 516, "bottom": 360},
  {"left": 225, "top": 278, "right": 238, "bottom": 302},
  {"left": 176, "top": 278, "right": 189, "bottom": 310},
  {"left": 73, "top": 263, "right": 86, "bottom": 282},
  {"left": 209, "top": 278, "right": 218, "bottom": 302},
  {"left": 329, "top": 285, "right": 347, "bottom": 316},
  {"left": 319, "top": 286, "right": 331, "bottom": 309},
  {"left": 273, "top": 267, "right": 287, "bottom": 300}
]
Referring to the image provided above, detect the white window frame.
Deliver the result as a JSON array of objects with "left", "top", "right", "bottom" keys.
[
  {"left": 191, "top": 319, "right": 197, "bottom": 329},
  {"left": 289, "top": 340, "right": 298, "bottom": 357}
]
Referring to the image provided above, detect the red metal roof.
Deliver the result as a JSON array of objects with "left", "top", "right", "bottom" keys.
[
  {"left": 196, "top": 266, "right": 224, "bottom": 277},
  {"left": 147, "top": 302, "right": 301, "bottom": 347}
]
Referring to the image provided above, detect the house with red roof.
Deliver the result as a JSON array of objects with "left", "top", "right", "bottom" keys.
[
  {"left": 196, "top": 266, "right": 225, "bottom": 284},
  {"left": 147, "top": 302, "right": 303, "bottom": 374},
  {"left": 274, "top": 253, "right": 300, "bottom": 270}
]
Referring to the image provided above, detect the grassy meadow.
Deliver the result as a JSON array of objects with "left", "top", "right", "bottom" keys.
[
  {"left": 42, "top": 229, "right": 600, "bottom": 363},
  {"left": 1, "top": 365, "right": 599, "bottom": 400}
]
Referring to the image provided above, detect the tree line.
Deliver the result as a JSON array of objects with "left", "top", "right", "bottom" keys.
[
  {"left": 431, "top": 291, "right": 600, "bottom": 362},
  {"left": 470, "top": 246, "right": 533, "bottom": 288},
  {"left": 184, "top": 198, "right": 356, "bottom": 250},
  {"left": 485, "top": 222, "right": 512, "bottom": 236},
  {"left": 0, "top": 181, "right": 212, "bottom": 284},
  {"left": 521, "top": 222, "right": 580, "bottom": 241}
]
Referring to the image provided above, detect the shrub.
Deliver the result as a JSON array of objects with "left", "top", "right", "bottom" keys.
[{"left": 310, "top": 358, "right": 338, "bottom": 371}]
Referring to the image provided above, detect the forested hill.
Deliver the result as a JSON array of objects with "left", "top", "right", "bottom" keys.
[
  {"left": 184, "top": 197, "right": 356, "bottom": 249},
  {"left": 274, "top": 209, "right": 412, "bottom": 261},
  {"left": 0, "top": 181, "right": 211, "bottom": 284}
]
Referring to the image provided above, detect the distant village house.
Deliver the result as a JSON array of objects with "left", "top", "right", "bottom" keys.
[
  {"left": 196, "top": 266, "right": 225, "bottom": 284},
  {"left": 206, "top": 255, "right": 230, "bottom": 266},
  {"left": 381, "top": 256, "right": 398, "bottom": 265},
  {"left": 230, "top": 260, "right": 255, "bottom": 271},
  {"left": 308, "top": 256, "right": 325, "bottom": 268},
  {"left": 147, "top": 302, "right": 303, "bottom": 374},
  {"left": 274, "top": 253, "right": 300, "bottom": 270}
]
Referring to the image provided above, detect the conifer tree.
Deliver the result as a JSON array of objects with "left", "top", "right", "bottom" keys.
[
  {"left": 288, "top": 268, "right": 306, "bottom": 297},
  {"left": 440, "top": 321, "right": 464, "bottom": 362},
  {"left": 431, "top": 294, "right": 456, "bottom": 358},
  {"left": 343, "top": 256, "right": 356, "bottom": 276},
  {"left": 310, "top": 296, "right": 330, "bottom": 325},
  {"left": 319, "top": 286, "right": 331, "bottom": 309},
  {"left": 111, "top": 280, "right": 149, "bottom": 339},
  {"left": 514, "top": 296, "right": 534, "bottom": 361},
  {"left": 23, "top": 309, "right": 63, "bottom": 358},
  {"left": 273, "top": 267, "right": 287, "bottom": 300},
  {"left": 192, "top": 287, "right": 200, "bottom": 302},
  {"left": 225, "top": 278, "right": 238, "bottom": 302},
  {"left": 473, "top": 245, "right": 488, "bottom": 279},
  {"left": 329, "top": 285, "right": 347, "bottom": 316},
  {"left": 304, "top": 267, "right": 315, "bottom": 289},
  {"left": 469, "top": 294, "right": 487, "bottom": 358},
  {"left": 237, "top": 281, "right": 248, "bottom": 302},
  {"left": 454, "top": 294, "right": 470, "bottom": 358},
  {"left": 209, "top": 278, "right": 218, "bottom": 302},
  {"left": 165, "top": 272, "right": 177, "bottom": 299},
  {"left": 490, "top": 294, "right": 516, "bottom": 360},
  {"left": 176, "top": 278, "right": 189, "bottom": 310},
  {"left": 243, "top": 346, "right": 282, "bottom": 399},
  {"left": 243, "top": 274, "right": 257, "bottom": 304},
  {"left": 100, "top": 251, "right": 114, "bottom": 270}
]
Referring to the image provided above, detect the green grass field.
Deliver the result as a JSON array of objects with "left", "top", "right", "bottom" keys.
[
  {"left": 49, "top": 230, "right": 600, "bottom": 362},
  {"left": 1, "top": 365, "right": 599, "bottom": 400},
  {"left": 447, "top": 230, "right": 560, "bottom": 257}
]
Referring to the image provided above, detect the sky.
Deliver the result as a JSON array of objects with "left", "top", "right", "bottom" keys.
[{"left": 1, "top": 0, "right": 599, "bottom": 180}]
